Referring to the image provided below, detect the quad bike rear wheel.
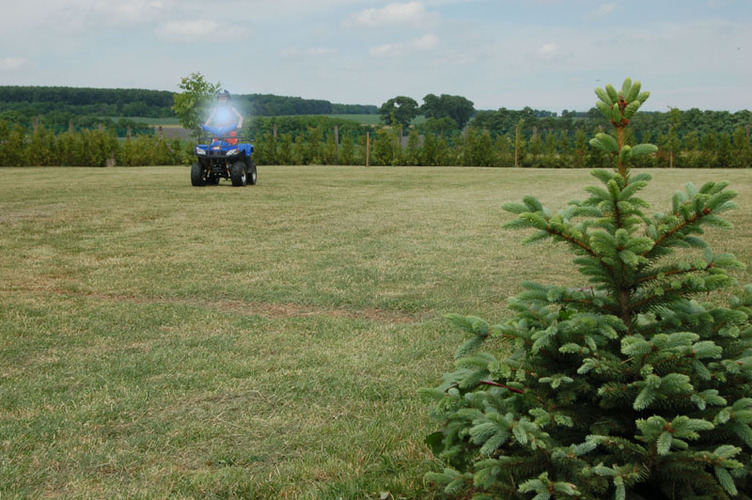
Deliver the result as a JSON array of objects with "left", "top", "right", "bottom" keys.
[
  {"left": 191, "top": 162, "right": 207, "bottom": 186},
  {"left": 245, "top": 159, "right": 257, "bottom": 185},
  {"left": 230, "top": 161, "right": 247, "bottom": 187}
]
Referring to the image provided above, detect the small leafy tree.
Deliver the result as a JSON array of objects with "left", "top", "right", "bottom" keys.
[
  {"left": 278, "top": 133, "right": 295, "bottom": 165},
  {"left": 730, "top": 127, "right": 751, "bottom": 169},
  {"left": 422, "top": 93, "right": 476, "bottom": 129},
  {"left": 28, "top": 125, "right": 58, "bottom": 166},
  {"left": 339, "top": 132, "right": 357, "bottom": 165},
  {"left": 404, "top": 128, "right": 423, "bottom": 166},
  {"left": 253, "top": 132, "right": 278, "bottom": 165},
  {"left": 423, "top": 78, "right": 752, "bottom": 499},
  {"left": 372, "top": 127, "right": 402, "bottom": 166},
  {"left": 0, "top": 120, "right": 26, "bottom": 166},
  {"left": 172, "top": 72, "right": 220, "bottom": 139},
  {"left": 462, "top": 129, "right": 496, "bottom": 167},
  {"left": 379, "top": 96, "right": 419, "bottom": 129}
]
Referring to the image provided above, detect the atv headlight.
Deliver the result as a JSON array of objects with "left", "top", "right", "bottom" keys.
[
  {"left": 195, "top": 147, "right": 207, "bottom": 156},
  {"left": 225, "top": 148, "right": 238, "bottom": 157}
]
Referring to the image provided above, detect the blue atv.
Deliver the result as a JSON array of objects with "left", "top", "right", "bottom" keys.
[{"left": 191, "top": 124, "right": 257, "bottom": 187}]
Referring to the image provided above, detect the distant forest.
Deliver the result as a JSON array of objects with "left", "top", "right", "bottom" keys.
[{"left": 0, "top": 86, "right": 377, "bottom": 132}]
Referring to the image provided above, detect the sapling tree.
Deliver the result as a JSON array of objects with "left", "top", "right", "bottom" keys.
[
  {"left": 423, "top": 78, "right": 752, "bottom": 499},
  {"left": 172, "top": 72, "right": 220, "bottom": 139}
]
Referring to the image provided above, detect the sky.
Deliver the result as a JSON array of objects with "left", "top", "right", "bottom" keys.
[{"left": 1, "top": 0, "right": 751, "bottom": 113}]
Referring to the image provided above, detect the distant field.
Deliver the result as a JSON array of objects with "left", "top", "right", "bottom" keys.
[
  {"left": 137, "top": 117, "right": 181, "bottom": 126},
  {"left": 130, "top": 115, "right": 381, "bottom": 128},
  {"left": 137, "top": 114, "right": 380, "bottom": 139},
  {"left": 325, "top": 114, "right": 380, "bottom": 125},
  {"left": 2, "top": 166, "right": 751, "bottom": 498},
  {"left": 325, "top": 114, "right": 425, "bottom": 126},
  {"left": 127, "top": 113, "right": 413, "bottom": 131}
]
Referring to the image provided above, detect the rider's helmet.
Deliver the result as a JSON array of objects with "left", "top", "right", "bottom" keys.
[{"left": 216, "top": 90, "right": 231, "bottom": 102}]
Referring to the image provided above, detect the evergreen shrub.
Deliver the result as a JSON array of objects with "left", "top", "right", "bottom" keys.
[{"left": 423, "top": 78, "right": 752, "bottom": 499}]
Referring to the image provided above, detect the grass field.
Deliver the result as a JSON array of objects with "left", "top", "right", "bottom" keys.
[{"left": 1, "top": 166, "right": 751, "bottom": 499}]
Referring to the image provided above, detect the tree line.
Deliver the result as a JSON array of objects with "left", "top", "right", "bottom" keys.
[
  {"left": 0, "top": 86, "right": 376, "bottom": 130},
  {"left": 236, "top": 94, "right": 377, "bottom": 116},
  {"left": 2, "top": 115, "right": 750, "bottom": 169},
  {"left": 473, "top": 106, "right": 752, "bottom": 142},
  {"left": 0, "top": 86, "right": 176, "bottom": 120},
  {"left": 248, "top": 123, "right": 752, "bottom": 169},
  {"left": 0, "top": 120, "right": 190, "bottom": 167},
  {"left": 244, "top": 103, "right": 752, "bottom": 169}
]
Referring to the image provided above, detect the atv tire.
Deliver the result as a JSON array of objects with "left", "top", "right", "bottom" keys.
[
  {"left": 191, "top": 162, "right": 207, "bottom": 186},
  {"left": 245, "top": 159, "right": 257, "bottom": 185},
  {"left": 230, "top": 161, "right": 247, "bottom": 187}
]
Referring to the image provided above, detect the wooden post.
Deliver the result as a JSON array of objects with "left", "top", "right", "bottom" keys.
[
  {"left": 273, "top": 123, "right": 278, "bottom": 140},
  {"left": 668, "top": 124, "right": 674, "bottom": 169},
  {"left": 334, "top": 125, "right": 339, "bottom": 163},
  {"left": 366, "top": 131, "right": 371, "bottom": 167},
  {"left": 33, "top": 116, "right": 39, "bottom": 134},
  {"left": 127, "top": 126, "right": 132, "bottom": 141},
  {"left": 68, "top": 121, "right": 74, "bottom": 136}
]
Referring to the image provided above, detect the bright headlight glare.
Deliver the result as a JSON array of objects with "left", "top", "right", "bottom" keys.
[
  {"left": 226, "top": 149, "right": 238, "bottom": 156},
  {"left": 195, "top": 147, "right": 206, "bottom": 155}
]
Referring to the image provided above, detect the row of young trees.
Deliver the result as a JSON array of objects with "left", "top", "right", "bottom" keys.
[
  {"left": 249, "top": 124, "right": 752, "bottom": 169},
  {"left": 0, "top": 121, "right": 189, "bottom": 167},
  {"left": 3, "top": 119, "right": 750, "bottom": 169}
]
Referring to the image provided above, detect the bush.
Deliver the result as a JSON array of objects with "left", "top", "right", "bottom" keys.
[{"left": 423, "top": 79, "right": 752, "bottom": 499}]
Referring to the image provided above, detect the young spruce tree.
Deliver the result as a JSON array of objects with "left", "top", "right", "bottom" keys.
[{"left": 423, "top": 78, "right": 752, "bottom": 499}]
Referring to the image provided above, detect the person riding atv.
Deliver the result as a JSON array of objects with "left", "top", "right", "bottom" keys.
[
  {"left": 205, "top": 90, "right": 243, "bottom": 144},
  {"left": 191, "top": 90, "right": 257, "bottom": 187}
]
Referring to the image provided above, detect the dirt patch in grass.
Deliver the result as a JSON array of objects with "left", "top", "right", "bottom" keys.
[
  {"left": 214, "top": 300, "right": 422, "bottom": 324},
  {"left": 1, "top": 286, "right": 423, "bottom": 325}
]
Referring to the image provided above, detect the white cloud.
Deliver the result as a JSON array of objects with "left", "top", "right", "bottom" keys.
[
  {"left": 281, "top": 46, "right": 339, "bottom": 57},
  {"left": 369, "top": 43, "right": 403, "bottom": 57},
  {"left": 306, "top": 47, "right": 339, "bottom": 56},
  {"left": 585, "top": 3, "right": 617, "bottom": 21},
  {"left": 90, "top": 0, "right": 168, "bottom": 26},
  {"left": 158, "top": 20, "right": 250, "bottom": 42},
  {"left": 370, "top": 33, "right": 439, "bottom": 56},
  {"left": 0, "top": 58, "right": 34, "bottom": 71},
  {"left": 346, "top": 2, "right": 438, "bottom": 28},
  {"left": 2, "top": 0, "right": 751, "bottom": 112},
  {"left": 413, "top": 33, "right": 440, "bottom": 50},
  {"left": 536, "top": 42, "right": 562, "bottom": 60},
  {"left": 38, "top": 0, "right": 171, "bottom": 34}
]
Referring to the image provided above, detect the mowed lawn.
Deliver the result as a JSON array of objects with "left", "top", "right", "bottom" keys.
[{"left": 1, "top": 166, "right": 751, "bottom": 499}]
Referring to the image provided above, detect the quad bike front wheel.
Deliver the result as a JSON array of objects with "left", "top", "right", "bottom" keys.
[
  {"left": 230, "top": 161, "right": 247, "bottom": 187},
  {"left": 191, "top": 162, "right": 207, "bottom": 186}
]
